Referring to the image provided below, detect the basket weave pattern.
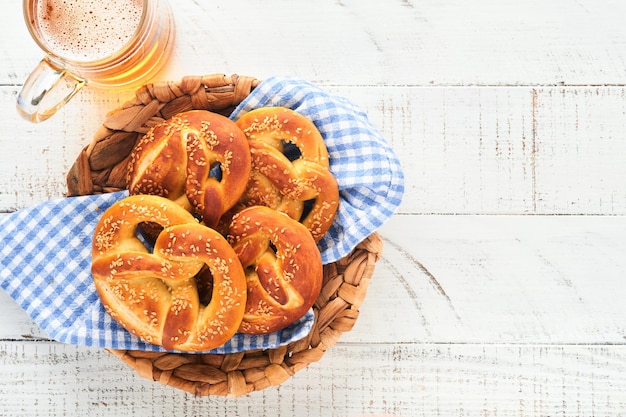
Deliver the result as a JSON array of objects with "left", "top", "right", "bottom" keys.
[{"left": 66, "top": 74, "right": 382, "bottom": 396}]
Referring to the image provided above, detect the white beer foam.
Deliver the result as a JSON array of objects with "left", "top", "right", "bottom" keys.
[{"left": 36, "top": 0, "right": 143, "bottom": 61}]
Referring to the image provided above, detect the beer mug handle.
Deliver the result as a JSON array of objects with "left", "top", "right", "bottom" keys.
[{"left": 16, "top": 57, "right": 86, "bottom": 123}]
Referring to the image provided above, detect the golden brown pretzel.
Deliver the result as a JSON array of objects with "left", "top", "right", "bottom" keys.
[
  {"left": 127, "top": 110, "right": 251, "bottom": 229},
  {"left": 235, "top": 107, "right": 339, "bottom": 242},
  {"left": 228, "top": 205, "right": 323, "bottom": 335},
  {"left": 91, "top": 194, "right": 247, "bottom": 352}
]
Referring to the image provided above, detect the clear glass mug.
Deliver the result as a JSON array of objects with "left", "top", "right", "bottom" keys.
[{"left": 17, "top": 0, "right": 175, "bottom": 122}]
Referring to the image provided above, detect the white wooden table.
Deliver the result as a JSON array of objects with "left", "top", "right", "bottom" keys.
[{"left": 2, "top": 0, "right": 626, "bottom": 415}]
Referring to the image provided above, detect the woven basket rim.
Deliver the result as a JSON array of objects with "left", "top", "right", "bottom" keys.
[{"left": 66, "top": 73, "right": 383, "bottom": 397}]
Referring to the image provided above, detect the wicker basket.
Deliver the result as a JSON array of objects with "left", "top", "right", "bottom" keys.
[{"left": 66, "top": 74, "right": 383, "bottom": 397}]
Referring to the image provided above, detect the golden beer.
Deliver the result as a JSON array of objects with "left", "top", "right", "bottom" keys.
[{"left": 18, "top": 0, "right": 175, "bottom": 121}]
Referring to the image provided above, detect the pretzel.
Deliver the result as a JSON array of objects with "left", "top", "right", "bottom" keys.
[
  {"left": 127, "top": 110, "right": 251, "bottom": 229},
  {"left": 228, "top": 205, "right": 323, "bottom": 334},
  {"left": 91, "top": 194, "right": 247, "bottom": 352},
  {"left": 235, "top": 107, "right": 339, "bottom": 242}
]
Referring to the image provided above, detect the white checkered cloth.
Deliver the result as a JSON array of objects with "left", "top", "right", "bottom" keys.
[{"left": 0, "top": 77, "right": 404, "bottom": 353}]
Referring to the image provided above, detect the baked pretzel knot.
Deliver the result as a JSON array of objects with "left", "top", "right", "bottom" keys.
[
  {"left": 91, "top": 195, "right": 247, "bottom": 352},
  {"left": 127, "top": 110, "right": 251, "bottom": 229},
  {"left": 235, "top": 107, "right": 339, "bottom": 242},
  {"left": 228, "top": 205, "right": 323, "bottom": 334}
]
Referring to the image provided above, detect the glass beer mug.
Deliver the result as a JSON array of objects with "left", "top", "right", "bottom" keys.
[{"left": 17, "top": 0, "right": 175, "bottom": 122}]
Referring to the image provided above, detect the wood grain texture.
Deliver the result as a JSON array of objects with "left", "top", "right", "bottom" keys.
[
  {"left": 4, "top": 0, "right": 626, "bottom": 86},
  {"left": 4, "top": 85, "right": 626, "bottom": 214},
  {"left": 376, "top": 215, "right": 626, "bottom": 344},
  {"left": 1, "top": 342, "right": 625, "bottom": 417}
]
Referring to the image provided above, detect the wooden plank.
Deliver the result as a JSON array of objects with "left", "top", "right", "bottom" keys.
[
  {"left": 4, "top": 85, "right": 626, "bottom": 214},
  {"left": 533, "top": 87, "right": 626, "bottom": 214},
  {"left": 357, "top": 86, "right": 538, "bottom": 214},
  {"left": 352, "top": 86, "right": 626, "bottom": 215},
  {"left": 370, "top": 214, "right": 626, "bottom": 344},
  {"left": 4, "top": 215, "right": 626, "bottom": 345},
  {"left": 0, "top": 341, "right": 625, "bottom": 416},
  {"left": 159, "top": 0, "right": 626, "bottom": 86},
  {"left": 5, "top": 0, "right": 626, "bottom": 87}
]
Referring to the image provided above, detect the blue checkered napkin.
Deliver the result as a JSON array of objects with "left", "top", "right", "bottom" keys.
[
  {"left": 230, "top": 76, "right": 405, "bottom": 263},
  {"left": 0, "top": 191, "right": 314, "bottom": 353}
]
